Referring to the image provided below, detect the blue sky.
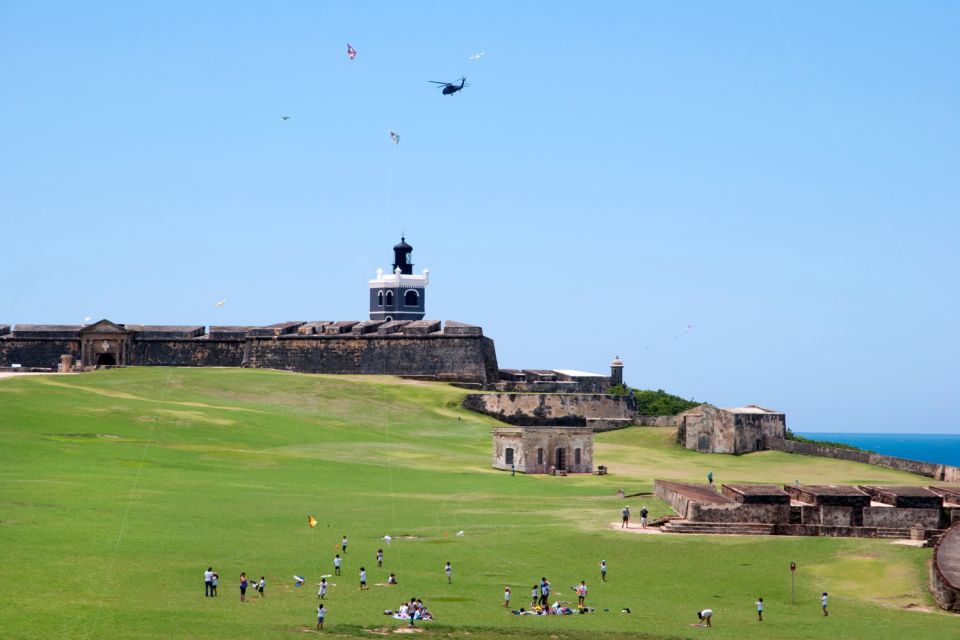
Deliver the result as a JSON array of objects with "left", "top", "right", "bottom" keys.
[{"left": 1, "top": 2, "right": 957, "bottom": 433}]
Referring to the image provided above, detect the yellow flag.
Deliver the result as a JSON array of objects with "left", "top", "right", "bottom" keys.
[{"left": 308, "top": 515, "right": 318, "bottom": 528}]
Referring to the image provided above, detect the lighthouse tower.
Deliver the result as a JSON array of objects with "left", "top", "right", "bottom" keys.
[{"left": 369, "top": 237, "right": 429, "bottom": 322}]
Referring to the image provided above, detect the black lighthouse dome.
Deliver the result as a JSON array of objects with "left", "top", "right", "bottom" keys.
[{"left": 393, "top": 237, "right": 414, "bottom": 275}]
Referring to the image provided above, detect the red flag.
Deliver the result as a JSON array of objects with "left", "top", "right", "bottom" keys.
[{"left": 346, "top": 43, "right": 356, "bottom": 60}]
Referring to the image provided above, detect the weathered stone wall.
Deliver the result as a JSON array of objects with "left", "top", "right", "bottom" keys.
[
  {"left": 687, "top": 502, "right": 791, "bottom": 524},
  {"left": 463, "top": 393, "right": 636, "bottom": 428},
  {"left": 245, "top": 335, "right": 496, "bottom": 383},
  {"left": 678, "top": 405, "right": 786, "bottom": 454},
  {"left": 930, "top": 524, "right": 960, "bottom": 612},
  {"left": 0, "top": 339, "right": 81, "bottom": 368},
  {"left": 130, "top": 339, "right": 245, "bottom": 367},
  {"left": 862, "top": 507, "right": 940, "bottom": 529},
  {"left": 767, "top": 437, "right": 960, "bottom": 482},
  {"left": 636, "top": 415, "right": 680, "bottom": 427}
]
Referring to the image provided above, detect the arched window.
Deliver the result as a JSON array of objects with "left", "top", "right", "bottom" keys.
[
  {"left": 404, "top": 289, "right": 419, "bottom": 307},
  {"left": 377, "top": 291, "right": 384, "bottom": 306},
  {"left": 505, "top": 448, "right": 514, "bottom": 465},
  {"left": 385, "top": 291, "right": 394, "bottom": 306}
]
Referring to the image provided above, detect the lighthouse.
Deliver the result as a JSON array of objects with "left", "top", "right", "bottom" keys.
[{"left": 369, "top": 237, "right": 429, "bottom": 322}]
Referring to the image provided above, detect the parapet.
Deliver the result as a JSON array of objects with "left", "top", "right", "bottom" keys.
[
  {"left": 0, "top": 325, "right": 10, "bottom": 336},
  {"left": 125, "top": 325, "right": 205, "bottom": 339},
  {"left": 248, "top": 321, "right": 305, "bottom": 337},
  {"left": 10, "top": 325, "right": 82, "bottom": 338}
]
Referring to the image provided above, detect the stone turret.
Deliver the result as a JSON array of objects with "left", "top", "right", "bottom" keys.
[
  {"left": 610, "top": 355, "right": 624, "bottom": 386},
  {"left": 369, "top": 237, "right": 429, "bottom": 321}
]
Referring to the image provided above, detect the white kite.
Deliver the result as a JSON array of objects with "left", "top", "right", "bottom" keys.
[
  {"left": 293, "top": 575, "right": 305, "bottom": 587},
  {"left": 469, "top": 52, "right": 485, "bottom": 60},
  {"left": 456, "top": 530, "right": 464, "bottom": 537},
  {"left": 216, "top": 299, "right": 226, "bottom": 307}
]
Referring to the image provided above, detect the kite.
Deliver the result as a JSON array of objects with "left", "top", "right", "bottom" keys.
[
  {"left": 294, "top": 575, "right": 305, "bottom": 587},
  {"left": 346, "top": 43, "right": 356, "bottom": 60},
  {"left": 456, "top": 530, "right": 464, "bottom": 537},
  {"left": 469, "top": 52, "right": 485, "bottom": 60},
  {"left": 308, "top": 515, "right": 318, "bottom": 528},
  {"left": 83, "top": 316, "right": 92, "bottom": 323},
  {"left": 281, "top": 116, "right": 290, "bottom": 121},
  {"left": 215, "top": 299, "right": 226, "bottom": 307},
  {"left": 389, "top": 130, "right": 400, "bottom": 145},
  {"left": 383, "top": 535, "right": 392, "bottom": 545}
]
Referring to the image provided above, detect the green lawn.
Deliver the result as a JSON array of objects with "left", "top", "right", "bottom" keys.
[{"left": 0, "top": 368, "right": 955, "bottom": 639}]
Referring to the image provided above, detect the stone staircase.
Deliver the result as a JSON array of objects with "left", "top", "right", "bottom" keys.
[
  {"left": 660, "top": 521, "right": 774, "bottom": 536},
  {"left": 875, "top": 527, "right": 913, "bottom": 539}
]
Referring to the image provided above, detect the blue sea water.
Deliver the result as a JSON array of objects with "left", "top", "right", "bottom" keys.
[{"left": 796, "top": 433, "right": 960, "bottom": 468}]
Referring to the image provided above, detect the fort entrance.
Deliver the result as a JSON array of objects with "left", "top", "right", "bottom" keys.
[{"left": 80, "top": 320, "right": 130, "bottom": 368}]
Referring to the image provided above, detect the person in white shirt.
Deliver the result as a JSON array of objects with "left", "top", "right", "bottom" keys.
[
  {"left": 257, "top": 576, "right": 265, "bottom": 597},
  {"left": 334, "top": 554, "right": 341, "bottom": 576},
  {"left": 822, "top": 592, "right": 829, "bottom": 616},
  {"left": 756, "top": 597, "right": 763, "bottom": 621},
  {"left": 445, "top": 562, "right": 452, "bottom": 584},
  {"left": 318, "top": 579, "right": 327, "bottom": 600},
  {"left": 503, "top": 586, "right": 511, "bottom": 608},
  {"left": 204, "top": 567, "right": 213, "bottom": 597},
  {"left": 698, "top": 609, "right": 713, "bottom": 627},
  {"left": 359, "top": 567, "right": 367, "bottom": 590},
  {"left": 341, "top": 536, "right": 348, "bottom": 554},
  {"left": 316, "top": 604, "right": 325, "bottom": 630}
]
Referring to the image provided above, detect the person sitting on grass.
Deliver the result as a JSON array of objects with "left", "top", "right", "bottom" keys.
[{"left": 387, "top": 573, "right": 397, "bottom": 585}]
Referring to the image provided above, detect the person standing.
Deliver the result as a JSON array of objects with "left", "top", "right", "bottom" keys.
[
  {"left": 698, "top": 609, "right": 713, "bottom": 627},
  {"left": 707, "top": 471, "right": 714, "bottom": 485},
  {"left": 531, "top": 585, "right": 539, "bottom": 608},
  {"left": 257, "top": 576, "right": 265, "bottom": 598},
  {"left": 239, "top": 572, "right": 248, "bottom": 602},
  {"left": 621, "top": 505, "right": 630, "bottom": 528},
  {"left": 600, "top": 560, "right": 607, "bottom": 582},
  {"left": 204, "top": 567, "right": 214, "bottom": 597},
  {"left": 211, "top": 572, "right": 219, "bottom": 597},
  {"left": 316, "top": 603, "right": 325, "bottom": 630},
  {"left": 445, "top": 562, "right": 452, "bottom": 584},
  {"left": 341, "top": 536, "right": 348, "bottom": 554},
  {"left": 756, "top": 597, "right": 763, "bottom": 621},
  {"left": 539, "top": 578, "right": 550, "bottom": 607},
  {"left": 503, "top": 586, "right": 511, "bottom": 608},
  {"left": 334, "top": 554, "right": 341, "bottom": 576},
  {"left": 576, "top": 581, "right": 587, "bottom": 607},
  {"left": 359, "top": 567, "right": 367, "bottom": 590},
  {"left": 640, "top": 506, "right": 649, "bottom": 528},
  {"left": 822, "top": 592, "right": 829, "bottom": 616},
  {"left": 318, "top": 578, "right": 327, "bottom": 600},
  {"left": 377, "top": 548, "right": 383, "bottom": 568}
]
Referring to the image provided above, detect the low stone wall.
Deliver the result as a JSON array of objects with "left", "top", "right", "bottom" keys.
[
  {"left": 766, "top": 437, "right": 960, "bottom": 482},
  {"left": 863, "top": 507, "right": 941, "bottom": 530},
  {"left": 687, "top": 502, "right": 790, "bottom": 524},
  {"left": 463, "top": 392, "right": 637, "bottom": 428},
  {"left": 930, "top": 524, "right": 960, "bottom": 612},
  {"left": 0, "top": 338, "right": 81, "bottom": 368},
  {"left": 130, "top": 339, "right": 245, "bottom": 367},
  {"left": 636, "top": 415, "right": 679, "bottom": 427}
]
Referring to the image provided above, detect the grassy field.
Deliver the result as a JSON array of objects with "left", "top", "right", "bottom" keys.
[{"left": 0, "top": 368, "right": 955, "bottom": 639}]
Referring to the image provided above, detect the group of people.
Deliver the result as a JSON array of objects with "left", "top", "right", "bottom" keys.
[
  {"left": 385, "top": 598, "right": 434, "bottom": 626},
  {"left": 693, "top": 592, "right": 829, "bottom": 627},
  {"left": 203, "top": 568, "right": 264, "bottom": 602},
  {"left": 620, "top": 505, "right": 649, "bottom": 528}
]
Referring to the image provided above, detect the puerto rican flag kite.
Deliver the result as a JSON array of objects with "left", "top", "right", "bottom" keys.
[{"left": 346, "top": 43, "right": 356, "bottom": 60}]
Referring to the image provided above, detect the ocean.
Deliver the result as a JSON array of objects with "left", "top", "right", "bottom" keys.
[{"left": 796, "top": 433, "right": 960, "bottom": 468}]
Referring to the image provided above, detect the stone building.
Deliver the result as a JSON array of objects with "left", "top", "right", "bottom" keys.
[
  {"left": 368, "top": 237, "right": 429, "bottom": 322},
  {"left": 676, "top": 404, "right": 786, "bottom": 454},
  {"left": 492, "top": 426, "right": 593, "bottom": 474}
]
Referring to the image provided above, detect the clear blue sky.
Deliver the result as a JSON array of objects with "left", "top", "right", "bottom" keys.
[{"left": 1, "top": 2, "right": 957, "bottom": 433}]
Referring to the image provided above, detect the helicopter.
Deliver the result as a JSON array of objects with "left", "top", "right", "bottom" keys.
[{"left": 429, "top": 77, "right": 468, "bottom": 95}]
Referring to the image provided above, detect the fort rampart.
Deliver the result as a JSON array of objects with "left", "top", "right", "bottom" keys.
[{"left": 766, "top": 436, "right": 960, "bottom": 482}]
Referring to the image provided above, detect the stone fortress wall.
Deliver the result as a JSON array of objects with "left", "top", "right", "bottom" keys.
[{"left": 0, "top": 319, "right": 499, "bottom": 384}]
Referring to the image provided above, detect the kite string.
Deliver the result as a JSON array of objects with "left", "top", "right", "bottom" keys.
[
  {"left": 86, "top": 366, "right": 175, "bottom": 639},
  {"left": 767, "top": 2, "right": 932, "bottom": 295}
]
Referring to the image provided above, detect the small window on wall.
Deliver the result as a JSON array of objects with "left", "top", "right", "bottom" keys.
[
  {"left": 377, "top": 291, "right": 384, "bottom": 306},
  {"left": 537, "top": 448, "right": 544, "bottom": 465},
  {"left": 505, "top": 448, "right": 514, "bottom": 465},
  {"left": 404, "top": 290, "right": 419, "bottom": 307},
  {"left": 385, "top": 291, "right": 394, "bottom": 306},
  {"left": 575, "top": 448, "right": 581, "bottom": 465}
]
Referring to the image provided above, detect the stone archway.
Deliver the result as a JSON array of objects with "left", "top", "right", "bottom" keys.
[{"left": 96, "top": 353, "right": 117, "bottom": 366}]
